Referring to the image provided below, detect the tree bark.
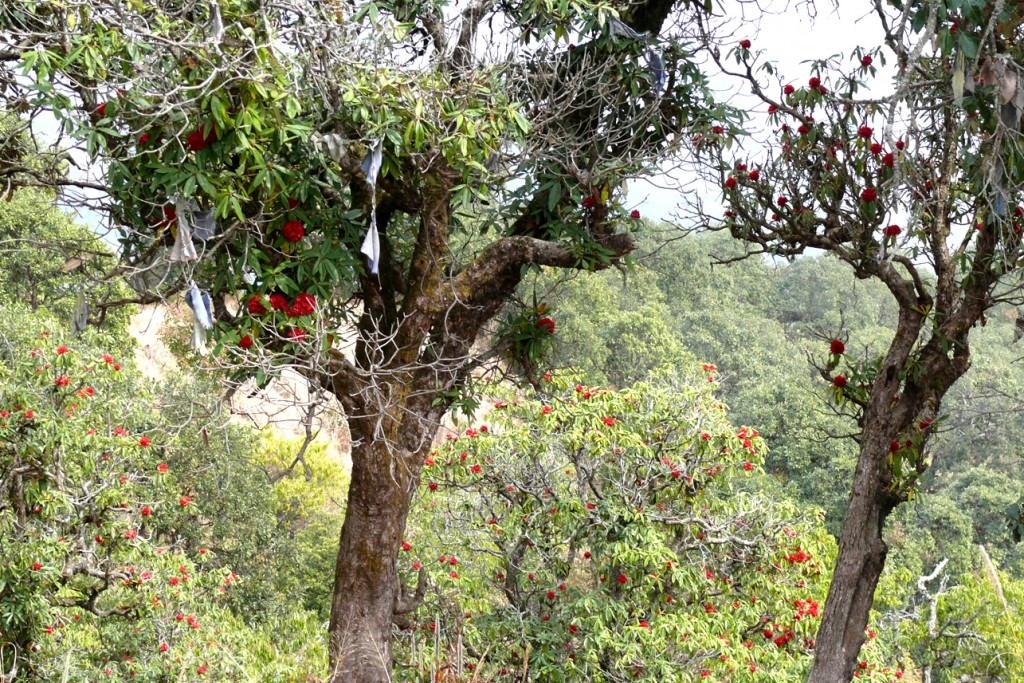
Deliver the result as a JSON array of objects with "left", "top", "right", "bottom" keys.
[
  {"left": 327, "top": 436, "right": 416, "bottom": 683},
  {"left": 807, "top": 434, "right": 899, "bottom": 683}
]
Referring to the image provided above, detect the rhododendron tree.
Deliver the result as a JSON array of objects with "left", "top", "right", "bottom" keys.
[
  {"left": 0, "top": 322, "right": 242, "bottom": 681},
  {"left": 0, "top": 0, "right": 737, "bottom": 679},
  {"left": 702, "top": 1, "right": 1024, "bottom": 680},
  {"left": 398, "top": 374, "right": 899, "bottom": 681}
]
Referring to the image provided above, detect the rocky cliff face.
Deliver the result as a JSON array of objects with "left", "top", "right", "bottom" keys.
[{"left": 131, "top": 303, "right": 351, "bottom": 470}]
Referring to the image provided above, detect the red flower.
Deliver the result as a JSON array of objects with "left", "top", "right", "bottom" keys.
[
  {"left": 601, "top": 416, "right": 615, "bottom": 427},
  {"left": 157, "top": 463, "right": 169, "bottom": 473},
  {"left": 239, "top": 334, "right": 254, "bottom": 349},
  {"left": 776, "top": 196, "right": 788, "bottom": 207},
  {"left": 890, "top": 441, "right": 901, "bottom": 453},
  {"left": 797, "top": 124, "right": 810, "bottom": 135},
  {"left": 97, "top": 102, "right": 108, "bottom": 117},
  {"left": 748, "top": 169, "right": 760, "bottom": 181},
  {"left": 187, "top": 129, "right": 207, "bottom": 152},
  {"left": 739, "top": 39, "right": 751, "bottom": 49},
  {"left": 139, "top": 436, "right": 151, "bottom": 447},
  {"left": 630, "top": 209, "right": 641, "bottom": 219},
  {"left": 581, "top": 196, "right": 596, "bottom": 209},
  {"left": 267, "top": 293, "right": 287, "bottom": 312},
  {"left": 861, "top": 55, "right": 873, "bottom": 67},
  {"left": 282, "top": 220, "right": 305, "bottom": 242},
  {"left": 547, "top": 591, "right": 555, "bottom": 600},
  {"left": 830, "top": 339, "right": 845, "bottom": 355},
  {"left": 57, "top": 345, "right": 69, "bottom": 355},
  {"left": 286, "top": 328, "right": 306, "bottom": 342},
  {"left": 869, "top": 142, "right": 882, "bottom": 155},
  {"left": 857, "top": 125, "right": 873, "bottom": 139},
  {"left": 138, "top": 132, "right": 150, "bottom": 145},
  {"left": 288, "top": 293, "right": 316, "bottom": 317},
  {"left": 783, "top": 84, "right": 795, "bottom": 95},
  {"left": 712, "top": 125, "right": 724, "bottom": 135},
  {"left": 895, "top": 139, "right": 905, "bottom": 150},
  {"left": 141, "top": 505, "right": 152, "bottom": 517},
  {"left": 860, "top": 187, "right": 878, "bottom": 203},
  {"left": 724, "top": 177, "right": 738, "bottom": 190},
  {"left": 808, "top": 76, "right": 821, "bottom": 88},
  {"left": 179, "top": 495, "right": 192, "bottom": 507},
  {"left": 832, "top": 375, "right": 848, "bottom": 388},
  {"left": 881, "top": 153, "right": 895, "bottom": 168},
  {"left": 536, "top": 317, "right": 556, "bottom": 335},
  {"left": 55, "top": 375, "right": 70, "bottom": 387},
  {"left": 287, "top": 197, "right": 300, "bottom": 209},
  {"left": 884, "top": 225, "right": 901, "bottom": 237},
  {"left": 159, "top": 644, "right": 169, "bottom": 653},
  {"left": 470, "top": 464, "right": 482, "bottom": 474},
  {"left": 247, "top": 295, "right": 267, "bottom": 316},
  {"left": 617, "top": 574, "right": 628, "bottom": 584},
  {"left": 743, "top": 462, "right": 754, "bottom": 471},
  {"left": 31, "top": 562, "right": 42, "bottom": 571}
]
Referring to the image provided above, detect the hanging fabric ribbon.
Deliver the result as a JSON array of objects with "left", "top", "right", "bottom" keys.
[
  {"left": 607, "top": 16, "right": 665, "bottom": 97},
  {"left": 185, "top": 282, "right": 214, "bottom": 355},
  {"left": 70, "top": 292, "right": 89, "bottom": 335},
  {"left": 322, "top": 134, "right": 350, "bottom": 163},
  {"left": 193, "top": 207, "right": 218, "bottom": 240},
  {"left": 360, "top": 139, "right": 383, "bottom": 275},
  {"left": 608, "top": 16, "right": 645, "bottom": 40},
  {"left": 169, "top": 195, "right": 199, "bottom": 262},
  {"left": 644, "top": 47, "right": 666, "bottom": 97}
]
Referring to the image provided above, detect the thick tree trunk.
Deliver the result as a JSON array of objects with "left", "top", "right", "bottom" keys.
[
  {"left": 807, "top": 436, "right": 900, "bottom": 683},
  {"left": 327, "top": 438, "right": 415, "bottom": 683}
]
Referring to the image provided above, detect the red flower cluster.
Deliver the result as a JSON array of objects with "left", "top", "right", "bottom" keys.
[
  {"left": 536, "top": 317, "right": 555, "bottom": 335},
  {"left": 247, "top": 295, "right": 267, "bottom": 316},
  {"left": 786, "top": 547, "right": 811, "bottom": 563},
  {"left": 187, "top": 123, "right": 217, "bottom": 152},
  {"left": 857, "top": 125, "right": 873, "bottom": 139},
  {"left": 860, "top": 188, "right": 877, "bottom": 203},
  {"left": 739, "top": 39, "right": 751, "bottom": 49},
  {"left": 884, "top": 225, "right": 901, "bottom": 237},
  {"left": 830, "top": 339, "right": 845, "bottom": 355},
  {"left": 861, "top": 55, "right": 873, "bottom": 67},
  {"left": 282, "top": 220, "right": 305, "bottom": 242},
  {"left": 288, "top": 293, "right": 316, "bottom": 317},
  {"left": 832, "top": 375, "right": 848, "bottom": 388}
]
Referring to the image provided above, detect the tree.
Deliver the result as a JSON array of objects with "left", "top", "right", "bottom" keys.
[
  {"left": 703, "top": 2, "right": 1024, "bottom": 680},
  {"left": 0, "top": 0, "right": 730, "bottom": 679},
  {"left": 0, "top": 306, "right": 237, "bottom": 681},
  {"left": 401, "top": 373, "right": 899, "bottom": 681}
]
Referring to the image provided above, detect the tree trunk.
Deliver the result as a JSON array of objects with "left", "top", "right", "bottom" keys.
[
  {"left": 807, "top": 435, "right": 900, "bottom": 683},
  {"left": 327, "top": 437, "right": 416, "bottom": 683}
]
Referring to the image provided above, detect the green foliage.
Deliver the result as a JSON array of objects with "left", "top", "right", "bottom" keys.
[
  {"left": 0, "top": 304, "right": 332, "bottom": 681},
  {"left": 0, "top": 186, "right": 134, "bottom": 354},
  {"left": 400, "top": 373, "right": 898, "bottom": 681},
  {"left": 0, "top": 306, "right": 236, "bottom": 680},
  {"left": 898, "top": 566, "right": 1024, "bottom": 682}
]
